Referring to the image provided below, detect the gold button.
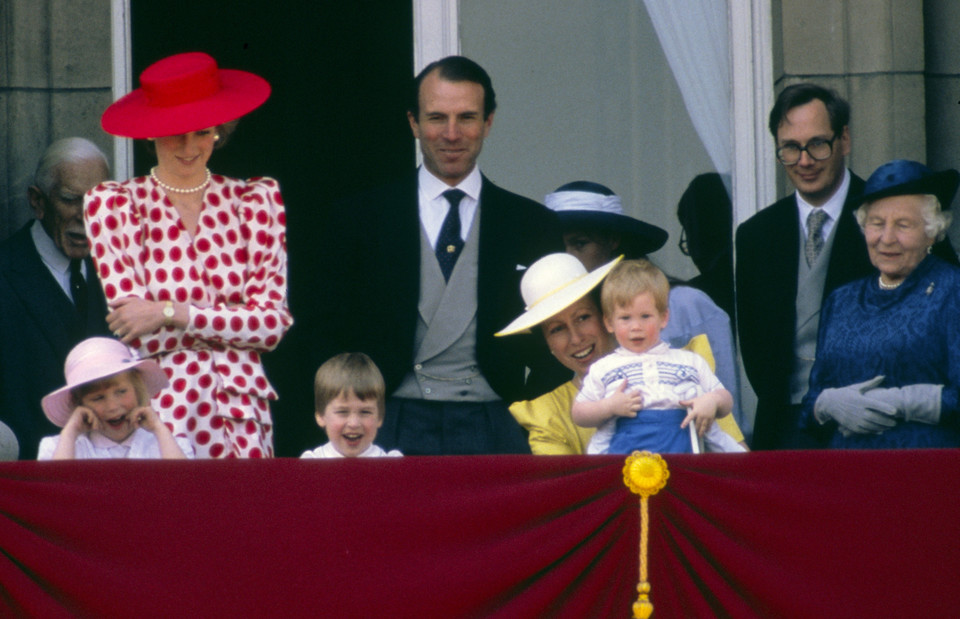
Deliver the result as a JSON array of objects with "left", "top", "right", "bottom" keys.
[{"left": 446, "top": 245, "right": 456, "bottom": 253}]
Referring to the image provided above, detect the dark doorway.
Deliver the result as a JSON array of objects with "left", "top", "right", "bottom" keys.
[{"left": 132, "top": 2, "right": 415, "bottom": 456}]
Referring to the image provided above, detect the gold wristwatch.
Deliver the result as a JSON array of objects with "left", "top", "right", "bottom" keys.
[{"left": 162, "top": 301, "right": 175, "bottom": 327}]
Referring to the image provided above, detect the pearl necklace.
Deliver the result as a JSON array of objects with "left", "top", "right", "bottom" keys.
[
  {"left": 878, "top": 275, "right": 903, "bottom": 290},
  {"left": 150, "top": 167, "right": 211, "bottom": 194}
]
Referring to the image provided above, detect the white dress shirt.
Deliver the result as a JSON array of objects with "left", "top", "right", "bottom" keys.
[
  {"left": 795, "top": 168, "right": 851, "bottom": 240},
  {"left": 417, "top": 166, "right": 482, "bottom": 249},
  {"left": 31, "top": 220, "right": 84, "bottom": 302}
]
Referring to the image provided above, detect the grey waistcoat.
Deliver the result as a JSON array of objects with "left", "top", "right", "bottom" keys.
[
  {"left": 789, "top": 220, "right": 839, "bottom": 404},
  {"left": 392, "top": 210, "right": 498, "bottom": 402}
]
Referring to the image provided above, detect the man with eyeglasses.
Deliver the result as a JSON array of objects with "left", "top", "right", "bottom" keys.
[
  {"left": 736, "top": 83, "right": 872, "bottom": 450},
  {"left": 736, "top": 84, "right": 956, "bottom": 450}
]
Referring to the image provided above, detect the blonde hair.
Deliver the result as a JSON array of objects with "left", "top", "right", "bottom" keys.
[
  {"left": 314, "top": 352, "right": 386, "bottom": 418},
  {"left": 70, "top": 369, "right": 150, "bottom": 409},
  {"left": 600, "top": 259, "right": 670, "bottom": 317}
]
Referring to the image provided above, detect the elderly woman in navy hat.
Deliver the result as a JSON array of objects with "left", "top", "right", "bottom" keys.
[
  {"left": 544, "top": 181, "right": 745, "bottom": 432},
  {"left": 85, "top": 52, "right": 291, "bottom": 458},
  {"left": 801, "top": 160, "right": 960, "bottom": 448}
]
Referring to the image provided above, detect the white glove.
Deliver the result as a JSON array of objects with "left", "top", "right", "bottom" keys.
[
  {"left": 813, "top": 376, "right": 897, "bottom": 435},
  {"left": 861, "top": 384, "right": 942, "bottom": 426}
]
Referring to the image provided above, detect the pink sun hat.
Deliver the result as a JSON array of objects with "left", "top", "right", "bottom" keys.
[
  {"left": 101, "top": 51, "right": 271, "bottom": 139},
  {"left": 41, "top": 338, "right": 169, "bottom": 427}
]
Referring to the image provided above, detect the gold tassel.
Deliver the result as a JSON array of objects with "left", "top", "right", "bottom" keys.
[{"left": 623, "top": 451, "right": 670, "bottom": 619}]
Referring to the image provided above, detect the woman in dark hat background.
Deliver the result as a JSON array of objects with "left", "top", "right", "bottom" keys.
[
  {"left": 801, "top": 159, "right": 960, "bottom": 448},
  {"left": 676, "top": 172, "right": 736, "bottom": 322},
  {"left": 545, "top": 181, "right": 745, "bottom": 431},
  {"left": 85, "top": 52, "right": 291, "bottom": 458}
]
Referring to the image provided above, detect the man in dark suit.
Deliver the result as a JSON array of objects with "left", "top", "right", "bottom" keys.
[
  {"left": 0, "top": 137, "right": 111, "bottom": 459},
  {"left": 736, "top": 84, "right": 956, "bottom": 450},
  {"left": 312, "top": 56, "right": 561, "bottom": 455}
]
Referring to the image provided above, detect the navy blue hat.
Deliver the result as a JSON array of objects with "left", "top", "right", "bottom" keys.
[
  {"left": 544, "top": 181, "right": 669, "bottom": 257},
  {"left": 860, "top": 159, "right": 960, "bottom": 210}
]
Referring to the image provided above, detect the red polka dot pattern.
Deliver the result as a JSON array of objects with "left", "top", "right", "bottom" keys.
[{"left": 84, "top": 176, "right": 290, "bottom": 459}]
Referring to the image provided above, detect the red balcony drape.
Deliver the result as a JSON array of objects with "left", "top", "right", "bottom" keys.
[{"left": 1, "top": 451, "right": 957, "bottom": 618}]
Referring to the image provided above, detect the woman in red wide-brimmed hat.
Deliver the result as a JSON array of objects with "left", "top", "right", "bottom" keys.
[{"left": 85, "top": 52, "right": 291, "bottom": 458}]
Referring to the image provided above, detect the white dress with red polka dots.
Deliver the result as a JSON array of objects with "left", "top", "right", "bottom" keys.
[{"left": 84, "top": 174, "right": 292, "bottom": 458}]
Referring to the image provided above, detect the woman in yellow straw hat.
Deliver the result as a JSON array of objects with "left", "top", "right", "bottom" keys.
[
  {"left": 496, "top": 253, "right": 620, "bottom": 454},
  {"left": 497, "top": 252, "right": 746, "bottom": 454}
]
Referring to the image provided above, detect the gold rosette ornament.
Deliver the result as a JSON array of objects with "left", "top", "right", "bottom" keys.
[{"left": 622, "top": 451, "right": 670, "bottom": 619}]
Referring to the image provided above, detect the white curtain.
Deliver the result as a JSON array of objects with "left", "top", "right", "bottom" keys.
[{"left": 642, "top": 0, "right": 731, "bottom": 177}]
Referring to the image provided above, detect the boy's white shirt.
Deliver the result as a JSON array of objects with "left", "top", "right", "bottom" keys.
[
  {"left": 576, "top": 342, "right": 743, "bottom": 454},
  {"left": 37, "top": 428, "right": 195, "bottom": 460},
  {"left": 300, "top": 442, "right": 403, "bottom": 459}
]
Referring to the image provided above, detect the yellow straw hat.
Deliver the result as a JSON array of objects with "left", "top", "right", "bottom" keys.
[{"left": 495, "top": 253, "right": 621, "bottom": 336}]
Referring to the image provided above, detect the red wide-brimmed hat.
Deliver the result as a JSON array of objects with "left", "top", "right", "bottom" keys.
[{"left": 101, "top": 52, "right": 271, "bottom": 139}]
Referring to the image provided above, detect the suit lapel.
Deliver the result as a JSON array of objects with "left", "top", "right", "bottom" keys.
[
  {"left": 82, "top": 255, "right": 110, "bottom": 336},
  {"left": 4, "top": 228, "right": 79, "bottom": 354},
  {"left": 824, "top": 174, "right": 870, "bottom": 296},
  {"left": 388, "top": 174, "right": 426, "bottom": 351},
  {"left": 476, "top": 177, "right": 517, "bottom": 337},
  {"left": 769, "top": 196, "right": 802, "bottom": 306}
]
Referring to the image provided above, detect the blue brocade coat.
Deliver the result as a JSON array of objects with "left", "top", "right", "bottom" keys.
[{"left": 801, "top": 255, "right": 960, "bottom": 448}]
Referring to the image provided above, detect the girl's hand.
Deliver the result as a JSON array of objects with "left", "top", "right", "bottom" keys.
[
  {"left": 52, "top": 406, "right": 99, "bottom": 460},
  {"left": 608, "top": 379, "right": 644, "bottom": 419},
  {"left": 63, "top": 406, "right": 99, "bottom": 437},
  {"left": 134, "top": 408, "right": 187, "bottom": 459},
  {"left": 679, "top": 392, "right": 719, "bottom": 437},
  {"left": 107, "top": 297, "right": 166, "bottom": 344},
  {"left": 131, "top": 406, "right": 163, "bottom": 433}
]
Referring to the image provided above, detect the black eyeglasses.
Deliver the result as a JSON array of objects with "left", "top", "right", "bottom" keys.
[{"left": 776, "top": 134, "right": 840, "bottom": 165}]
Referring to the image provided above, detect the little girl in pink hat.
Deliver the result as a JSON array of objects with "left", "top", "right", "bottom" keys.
[{"left": 38, "top": 337, "right": 193, "bottom": 459}]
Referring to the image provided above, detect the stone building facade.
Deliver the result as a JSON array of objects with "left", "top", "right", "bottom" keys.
[
  {"left": 1, "top": 0, "right": 113, "bottom": 240},
  {"left": 2, "top": 1, "right": 959, "bottom": 241}
]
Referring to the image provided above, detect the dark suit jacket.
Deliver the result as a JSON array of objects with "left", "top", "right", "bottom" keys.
[
  {"left": 310, "top": 171, "right": 564, "bottom": 406},
  {"left": 736, "top": 174, "right": 872, "bottom": 450},
  {"left": 0, "top": 224, "right": 110, "bottom": 459},
  {"left": 736, "top": 173, "right": 959, "bottom": 449}
]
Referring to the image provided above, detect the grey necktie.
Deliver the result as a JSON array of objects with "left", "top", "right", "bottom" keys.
[{"left": 805, "top": 209, "right": 828, "bottom": 266}]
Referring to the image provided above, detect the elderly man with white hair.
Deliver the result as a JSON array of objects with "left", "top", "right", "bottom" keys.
[{"left": 0, "top": 137, "right": 111, "bottom": 459}]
